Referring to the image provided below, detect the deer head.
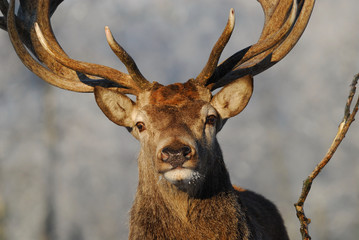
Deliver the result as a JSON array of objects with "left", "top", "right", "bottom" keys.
[
  {"left": 92, "top": 75, "right": 253, "bottom": 196},
  {"left": 2, "top": 0, "right": 314, "bottom": 203},
  {"left": 1, "top": 0, "right": 315, "bottom": 238}
]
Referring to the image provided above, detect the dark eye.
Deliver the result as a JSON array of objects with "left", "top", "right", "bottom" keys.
[
  {"left": 205, "top": 115, "right": 217, "bottom": 126},
  {"left": 136, "top": 122, "right": 146, "bottom": 132}
]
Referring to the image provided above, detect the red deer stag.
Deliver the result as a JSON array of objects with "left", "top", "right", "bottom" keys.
[{"left": 1, "top": 0, "right": 315, "bottom": 239}]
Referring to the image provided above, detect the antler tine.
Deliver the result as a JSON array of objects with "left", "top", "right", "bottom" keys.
[
  {"left": 258, "top": 0, "right": 291, "bottom": 41},
  {"left": 34, "top": 23, "right": 141, "bottom": 93},
  {"left": 105, "top": 26, "right": 152, "bottom": 90},
  {"left": 32, "top": 0, "right": 100, "bottom": 88},
  {"left": 206, "top": 0, "right": 315, "bottom": 90},
  {"left": 35, "top": 0, "right": 68, "bottom": 58},
  {"left": 271, "top": 0, "right": 314, "bottom": 62},
  {"left": 5, "top": 0, "right": 148, "bottom": 95},
  {"left": 34, "top": 0, "right": 146, "bottom": 95},
  {"left": 241, "top": 0, "right": 297, "bottom": 63},
  {"left": 195, "top": 8, "right": 235, "bottom": 85},
  {"left": 35, "top": 0, "right": 150, "bottom": 95},
  {"left": 6, "top": 0, "right": 95, "bottom": 92},
  {"left": 225, "top": 0, "right": 298, "bottom": 71},
  {"left": 6, "top": 0, "right": 122, "bottom": 92},
  {"left": 234, "top": 0, "right": 314, "bottom": 74},
  {"left": 202, "top": 0, "right": 295, "bottom": 88}
]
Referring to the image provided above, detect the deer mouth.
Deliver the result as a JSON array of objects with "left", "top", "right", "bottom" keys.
[
  {"left": 162, "top": 167, "right": 203, "bottom": 186},
  {"left": 156, "top": 140, "right": 202, "bottom": 187}
]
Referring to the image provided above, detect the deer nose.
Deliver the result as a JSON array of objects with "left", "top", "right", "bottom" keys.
[{"left": 161, "top": 145, "right": 193, "bottom": 168}]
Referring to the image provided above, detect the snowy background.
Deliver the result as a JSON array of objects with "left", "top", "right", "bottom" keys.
[{"left": 0, "top": 0, "right": 358, "bottom": 239}]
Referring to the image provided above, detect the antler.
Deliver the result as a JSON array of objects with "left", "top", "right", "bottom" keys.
[
  {"left": 2, "top": 0, "right": 314, "bottom": 94},
  {"left": 196, "top": 0, "right": 315, "bottom": 90},
  {"left": 195, "top": 8, "right": 235, "bottom": 85},
  {"left": 2, "top": 0, "right": 151, "bottom": 95}
]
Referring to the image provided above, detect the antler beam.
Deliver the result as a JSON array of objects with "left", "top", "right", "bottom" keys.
[
  {"left": 2, "top": 0, "right": 315, "bottom": 94},
  {"left": 195, "top": 8, "right": 235, "bottom": 85},
  {"left": 4, "top": 0, "right": 151, "bottom": 95},
  {"left": 198, "top": 0, "right": 315, "bottom": 90}
]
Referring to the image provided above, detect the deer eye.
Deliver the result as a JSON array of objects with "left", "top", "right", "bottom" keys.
[
  {"left": 205, "top": 115, "right": 217, "bottom": 126},
  {"left": 136, "top": 122, "right": 146, "bottom": 132}
]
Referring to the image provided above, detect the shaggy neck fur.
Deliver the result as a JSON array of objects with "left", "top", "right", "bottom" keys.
[{"left": 129, "top": 145, "right": 251, "bottom": 240}]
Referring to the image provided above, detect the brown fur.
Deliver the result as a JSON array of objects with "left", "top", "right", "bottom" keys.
[
  {"left": 150, "top": 81, "right": 201, "bottom": 106},
  {"left": 129, "top": 150, "right": 250, "bottom": 240},
  {"left": 3, "top": 0, "right": 314, "bottom": 238},
  {"left": 95, "top": 80, "right": 289, "bottom": 240},
  {"left": 148, "top": 81, "right": 211, "bottom": 106},
  {"left": 128, "top": 147, "right": 289, "bottom": 240}
]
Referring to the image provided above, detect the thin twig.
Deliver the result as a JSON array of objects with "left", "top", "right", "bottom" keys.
[{"left": 294, "top": 73, "right": 359, "bottom": 240}]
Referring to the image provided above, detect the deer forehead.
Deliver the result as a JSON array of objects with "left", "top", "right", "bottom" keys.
[
  {"left": 140, "top": 102, "right": 216, "bottom": 122},
  {"left": 134, "top": 82, "right": 216, "bottom": 129},
  {"left": 137, "top": 81, "right": 212, "bottom": 107}
]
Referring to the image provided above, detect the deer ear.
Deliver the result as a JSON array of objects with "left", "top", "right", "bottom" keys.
[
  {"left": 94, "top": 86, "right": 136, "bottom": 127},
  {"left": 211, "top": 75, "right": 253, "bottom": 119}
]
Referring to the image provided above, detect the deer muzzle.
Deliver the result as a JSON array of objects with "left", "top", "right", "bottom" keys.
[
  {"left": 160, "top": 145, "right": 193, "bottom": 168},
  {"left": 157, "top": 140, "right": 200, "bottom": 184}
]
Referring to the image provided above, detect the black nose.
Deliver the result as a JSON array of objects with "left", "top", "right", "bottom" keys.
[{"left": 161, "top": 145, "right": 192, "bottom": 168}]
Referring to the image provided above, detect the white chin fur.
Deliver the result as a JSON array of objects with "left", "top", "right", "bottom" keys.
[{"left": 163, "top": 169, "right": 200, "bottom": 184}]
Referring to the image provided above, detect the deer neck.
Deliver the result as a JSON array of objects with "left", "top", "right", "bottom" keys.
[
  {"left": 133, "top": 144, "right": 235, "bottom": 220},
  {"left": 130, "top": 149, "right": 250, "bottom": 239}
]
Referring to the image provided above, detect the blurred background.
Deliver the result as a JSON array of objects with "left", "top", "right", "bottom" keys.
[{"left": 0, "top": 0, "right": 358, "bottom": 239}]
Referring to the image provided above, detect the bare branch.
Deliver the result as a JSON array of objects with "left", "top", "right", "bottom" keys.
[{"left": 294, "top": 73, "right": 359, "bottom": 240}]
